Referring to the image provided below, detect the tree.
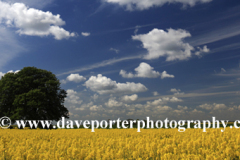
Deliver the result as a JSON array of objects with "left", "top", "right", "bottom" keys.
[{"left": 0, "top": 67, "right": 69, "bottom": 123}]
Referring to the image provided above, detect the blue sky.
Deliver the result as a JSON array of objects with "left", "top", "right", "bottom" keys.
[{"left": 0, "top": 0, "right": 240, "bottom": 121}]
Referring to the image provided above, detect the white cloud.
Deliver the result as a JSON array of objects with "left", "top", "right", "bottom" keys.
[
  {"left": 7, "top": 70, "right": 20, "bottom": 73},
  {"left": 105, "top": 97, "right": 123, "bottom": 107},
  {"left": 153, "top": 91, "right": 159, "bottom": 96},
  {"left": 81, "top": 32, "right": 90, "bottom": 36},
  {"left": 120, "top": 62, "right": 174, "bottom": 79},
  {"left": 57, "top": 55, "right": 141, "bottom": 76},
  {"left": 65, "top": 89, "right": 82, "bottom": 104},
  {"left": 0, "top": 70, "right": 20, "bottom": 79},
  {"left": 119, "top": 70, "right": 134, "bottom": 78},
  {"left": 198, "top": 103, "right": 227, "bottom": 110},
  {"left": 91, "top": 94, "right": 99, "bottom": 101},
  {"left": 170, "top": 88, "right": 180, "bottom": 93},
  {"left": 132, "top": 28, "right": 207, "bottom": 61},
  {"left": 190, "top": 109, "right": 203, "bottom": 114},
  {"left": 161, "top": 71, "right": 174, "bottom": 79},
  {"left": 169, "top": 97, "right": 183, "bottom": 102},
  {"left": 221, "top": 68, "right": 226, "bottom": 73},
  {"left": 85, "top": 74, "right": 148, "bottom": 94},
  {"left": 147, "top": 97, "right": 183, "bottom": 106},
  {"left": 122, "top": 94, "right": 138, "bottom": 102},
  {"left": 134, "top": 25, "right": 140, "bottom": 34},
  {"left": 74, "top": 114, "right": 79, "bottom": 118},
  {"left": 90, "top": 105, "right": 103, "bottom": 111},
  {"left": 231, "top": 105, "right": 240, "bottom": 111},
  {"left": 190, "top": 24, "right": 240, "bottom": 46},
  {"left": 104, "top": 0, "right": 212, "bottom": 11},
  {"left": 198, "top": 104, "right": 213, "bottom": 110},
  {"left": 177, "top": 105, "right": 188, "bottom": 110},
  {"left": 0, "top": 1, "right": 76, "bottom": 40},
  {"left": 155, "top": 105, "right": 172, "bottom": 112},
  {"left": 170, "top": 88, "right": 184, "bottom": 95},
  {"left": 195, "top": 45, "right": 210, "bottom": 57},
  {"left": 75, "top": 102, "right": 93, "bottom": 111},
  {"left": 120, "top": 62, "right": 160, "bottom": 78},
  {"left": 60, "top": 79, "right": 67, "bottom": 84},
  {"left": 69, "top": 112, "right": 74, "bottom": 116},
  {"left": 173, "top": 109, "right": 185, "bottom": 115},
  {"left": 61, "top": 74, "right": 86, "bottom": 84},
  {"left": 110, "top": 48, "right": 120, "bottom": 54},
  {"left": 67, "top": 74, "right": 86, "bottom": 83}
]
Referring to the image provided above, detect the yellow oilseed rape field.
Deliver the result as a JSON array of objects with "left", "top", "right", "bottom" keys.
[{"left": 0, "top": 128, "right": 240, "bottom": 160}]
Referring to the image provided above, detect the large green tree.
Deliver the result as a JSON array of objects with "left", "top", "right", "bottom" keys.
[{"left": 0, "top": 67, "right": 69, "bottom": 122}]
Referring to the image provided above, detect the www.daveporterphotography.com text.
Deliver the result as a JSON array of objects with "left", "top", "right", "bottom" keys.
[{"left": 2, "top": 117, "right": 240, "bottom": 132}]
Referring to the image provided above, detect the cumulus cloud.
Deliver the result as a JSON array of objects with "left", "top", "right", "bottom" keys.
[
  {"left": 104, "top": 0, "right": 212, "bottom": 11},
  {"left": 228, "top": 105, "right": 240, "bottom": 111},
  {"left": 153, "top": 91, "right": 159, "bottom": 96},
  {"left": 161, "top": 71, "right": 174, "bottom": 79},
  {"left": 69, "top": 112, "right": 74, "bottom": 116},
  {"left": 75, "top": 102, "right": 93, "bottom": 111},
  {"left": 132, "top": 28, "right": 209, "bottom": 61},
  {"left": 65, "top": 89, "right": 82, "bottom": 104},
  {"left": 170, "top": 88, "right": 180, "bottom": 93},
  {"left": 90, "top": 105, "right": 103, "bottom": 111},
  {"left": 147, "top": 97, "right": 183, "bottom": 106},
  {"left": 169, "top": 97, "right": 183, "bottom": 102},
  {"left": 170, "top": 88, "right": 184, "bottom": 95},
  {"left": 85, "top": 74, "right": 148, "bottom": 94},
  {"left": 91, "top": 94, "right": 99, "bottom": 101},
  {"left": 67, "top": 74, "right": 86, "bottom": 83},
  {"left": 119, "top": 70, "right": 134, "bottom": 78},
  {"left": 177, "top": 105, "right": 188, "bottom": 110},
  {"left": 105, "top": 97, "right": 123, "bottom": 107},
  {"left": 198, "top": 103, "right": 227, "bottom": 110},
  {"left": 190, "top": 109, "right": 203, "bottom": 114},
  {"left": 61, "top": 74, "right": 86, "bottom": 84},
  {"left": 154, "top": 105, "right": 172, "bottom": 112},
  {"left": 195, "top": 45, "right": 210, "bottom": 57},
  {"left": 120, "top": 62, "right": 160, "bottom": 78},
  {"left": 120, "top": 62, "right": 174, "bottom": 79},
  {"left": 7, "top": 70, "right": 20, "bottom": 74},
  {"left": 0, "top": 1, "right": 76, "bottom": 40},
  {"left": 0, "top": 70, "right": 20, "bottom": 79},
  {"left": 81, "top": 32, "right": 90, "bottom": 36},
  {"left": 122, "top": 94, "right": 138, "bottom": 102}
]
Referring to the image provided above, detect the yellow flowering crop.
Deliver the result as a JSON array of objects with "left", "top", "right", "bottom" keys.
[{"left": 0, "top": 128, "right": 239, "bottom": 159}]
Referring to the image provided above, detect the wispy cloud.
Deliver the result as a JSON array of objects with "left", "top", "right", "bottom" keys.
[
  {"left": 210, "top": 42, "right": 240, "bottom": 54},
  {"left": 57, "top": 55, "right": 142, "bottom": 76},
  {"left": 137, "top": 91, "right": 238, "bottom": 102},
  {"left": 88, "top": 3, "right": 108, "bottom": 17},
  {"left": 103, "top": 0, "right": 212, "bottom": 11},
  {"left": 94, "top": 23, "right": 160, "bottom": 36},
  {"left": 190, "top": 24, "right": 240, "bottom": 46},
  {"left": 109, "top": 48, "right": 120, "bottom": 54},
  {"left": 215, "top": 69, "right": 240, "bottom": 77}
]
